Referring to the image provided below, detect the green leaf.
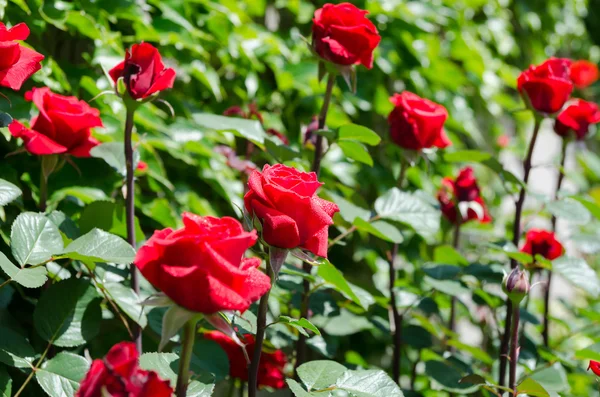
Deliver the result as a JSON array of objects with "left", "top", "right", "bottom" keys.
[
  {"left": 575, "top": 342, "right": 600, "bottom": 361},
  {"left": 458, "top": 374, "right": 487, "bottom": 385},
  {"left": 139, "top": 352, "right": 214, "bottom": 397},
  {"left": 60, "top": 229, "right": 136, "bottom": 265},
  {"left": 424, "top": 361, "right": 479, "bottom": 393},
  {"left": 35, "top": 352, "right": 90, "bottom": 397},
  {"left": 353, "top": 218, "right": 404, "bottom": 243},
  {"left": 338, "top": 124, "right": 381, "bottom": 145},
  {"left": 0, "top": 326, "right": 35, "bottom": 368},
  {"left": 338, "top": 141, "right": 373, "bottom": 166},
  {"left": 335, "top": 369, "right": 404, "bottom": 397},
  {"left": 573, "top": 197, "right": 600, "bottom": 220},
  {"left": 374, "top": 189, "right": 440, "bottom": 241},
  {"left": 424, "top": 276, "right": 470, "bottom": 296},
  {"left": 188, "top": 338, "right": 229, "bottom": 381},
  {"left": 159, "top": 305, "right": 198, "bottom": 351},
  {"left": 192, "top": 113, "right": 267, "bottom": 148},
  {"left": 516, "top": 378, "right": 550, "bottom": 397},
  {"left": 0, "top": 179, "right": 21, "bottom": 206},
  {"left": 0, "top": 251, "right": 48, "bottom": 288},
  {"left": 317, "top": 262, "right": 363, "bottom": 308},
  {"left": 33, "top": 278, "right": 102, "bottom": 347},
  {"left": 287, "top": 378, "right": 315, "bottom": 397},
  {"left": 11, "top": 212, "right": 64, "bottom": 266},
  {"left": 0, "top": 366, "right": 11, "bottom": 397},
  {"left": 444, "top": 150, "right": 492, "bottom": 163},
  {"left": 90, "top": 142, "right": 140, "bottom": 177},
  {"left": 546, "top": 198, "right": 591, "bottom": 225},
  {"left": 105, "top": 282, "right": 147, "bottom": 328},
  {"left": 78, "top": 201, "right": 144, "bottom": 243},
  {"left": 278, "top": 316, "right": 321, "bottom": 337},
  {"left": 552, "top": 256, "right": 600, "bottom": 297},
  {"left": 297, "top": 360, "right": 347, "bottom": 390},
  {"left": 328, "top": 192, "right": 370, "bottom": 223},
  {"left": 434, "top": 245, "right": 468, "bottom": 266},
  {"left": 529, "top": 363, "right": 569, "bottom": 393}
]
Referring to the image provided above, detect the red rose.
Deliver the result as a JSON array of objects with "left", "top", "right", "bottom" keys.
[
  {"left": 244, "top": 164, "right": 339, "bottom": 258},
  {"left": 76, "top": 342, "right": 172, "bottom": 397},
  {"left": 570, "top": 60, "right": 599, "bottom": 89},
  {"left": 437, "top": 167, "right": 491, "bottom": 224},
  {"left": 589, "top": 360, "right": 600, "bottom": 377},
  {"left": 134, "top": 213, "right": 270, "bottom": 313},
  {"left": 0, "top": 22, "right": 44, "bottom": 90},
  {"left": 388, "top": 92, "right": 451, "bottom": 151},
  {"left": 312, "top": 3, "right": 381, "bottom": 69},
  {"left": 520, "top": 229, "right": 563, "bottom": 261},
  {"left": 517, "top": 58, "right": 573, "bottom": 114},
  {"left": 203, "top": 331, "right": 287, "bottom": 389},
  {"left": 109, "top": 42, "right": 176, "bottom": 100},
  {"left": 9, "top": 87, "right": 102, "bottom": 157},
  {"left": 554, "top": 99, "right": 600, "bottom": 140}
]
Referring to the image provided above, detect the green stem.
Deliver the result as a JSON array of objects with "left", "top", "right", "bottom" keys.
[
  {"left": 175, "top": 319, "right": 198, "bottom": 397},
  {"left": 39, "top": 164, "right": 48, "bottom": 212}
]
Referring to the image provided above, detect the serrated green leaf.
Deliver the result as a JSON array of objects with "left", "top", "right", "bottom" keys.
[
  {"left": 105, "top": 282, "right": 147, "bottom": 328},
  {"left": 60, "top": 229, "right": 136, "bottom": 264},
  {"left": 90, "top": 142, "right": 140, "bottom": 177},
  {"left": 278, "top": 316, "right": 321, "bottom": 337},
  {"left": 35, "top": 352, "right": 90, "bottom": 397},
  {"left": 192, "top": 113, "right": 267, "bottom": 148},
  {"left": 338, "top": 141, "right": 373, "bottom": 166},
  {"left": 546, "top": 198, "right": 591, "bottom": 225},
  {"left": 338, "top": 124, "right": 381, "bottom": 145},
  {"left": 424, "top": 361, "right": 479, "bottom": 393},
  {"left": 516, "top": 378, "right": 550, "bottom": 397},
  {"left": 11, "top": 212, "right": 64, "bottom": 266},
  {"left": 298, "top": 360, "right": 347, "bottom": 390},
  {"left": 552, "top": 256, "right": 600, "bottom": 297},
  {"left": 353, "top": 218, "right": 403, "bottom": 243},
  {"left": 0, "top": 251, "right": 47, "bottom": 288},
  {"left": 0, "top": 326, "right": 34, "bottom": 368},
  {"left": 0, "top": 179, "right": 21, "bottom": 206},
  {"left": 317, "top": 262, "right": 363, "bottom": 308},
  {"left": 287, "top": 378, "right": 314, "bottom": 397},
  {"left": 335, "top": 369, "right": 404, "bottom": 397}
]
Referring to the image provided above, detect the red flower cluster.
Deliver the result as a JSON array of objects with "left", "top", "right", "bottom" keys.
[
  {"left": 76, "top": 342, "right": 172, "bottom": 397},
  {"left": 109, "top": 42, "right": 176, "bottom": 100},
  {"left": 244, "top": 164, "right": 339, "bottom": 257},
  {"left": 9, "top": 87, "right": 102, "bottom": 157},
  {"left": 134, "top": 213, "right": 271, "bottom": 313},
  {"left": 570, "top": 60, "right": 599, "bottom": 89},
  {"left": 554, "top": 99, "right": 600, "bottom": 140},
  {"left": 388, "top": 92, "right": 451, "bottom": 151},
  {"left": 312, "top": 2, "right": 381, "bottom": 69},
  {"left": 517, "top": 58, "right": 573, "bottom": 114},
  {"left": 0, "top": 22, "right": 44, "bottom": 90},
  {"left": 520, "top": 229, "right": 564, "bottom": 261},
  {"left": 203, "top": 331, "right": 287, "bottom": 389},
  {"left": 437, "top": 167, "right": 491, "bottom": 224}
]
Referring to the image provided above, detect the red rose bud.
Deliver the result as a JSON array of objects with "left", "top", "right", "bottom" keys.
[
  {"left": 588, "top": 360, "right": 600, "bottom": 376},
  {"left": 203, "top": 331, "right": 287, "bottom": 389},
  {"left": 9, "top": 87, "right": 102, "bottom": 157},
  {"left": 76, "top": 342, "right": 173, "bottom": 397},
  {"left": 312, "top": 2, "right": 381, "bottom": 69},
  {"left": 388, "top": 92, "right": 451, "bottom": 151},
  {"left": 437, "top": 167, "right": 491, "bottom": 224},
  {"left": 0, "top": 22, "right": 44, "bottom": 90},
  {"left": 517, "top": 58, "right": 573, "bottom": 114},
  {"left": 244, "top": 164, "right": 339, "bottom": 258},
  {"left": 134, "top": 213, "right": 270, "bottom": 314},
  {"left": 109, "top": 42, "right": 176, "bottom": 100},
  {"left": 570, "top": 60, "right": 599, "bottom": 89},
  {"left": 520, "top": 229, "right": 564, "bottom": 261},
  {"left": 554, "top": 99, "right": 600, "bottom": 140},
  {"left": 503, "top": 267, "right": 530, "bottom": 303}
]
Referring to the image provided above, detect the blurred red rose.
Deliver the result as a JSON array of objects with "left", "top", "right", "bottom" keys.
[
  {"left": 312, "top": 2, "right": 381, "bottom": 69},
  {"left": 244, "top": 164, "right": 339, "bottom": 257},
  {"left": 0, "top": 22, "right": 44, "bottom": 90},
  {"left": 520, "top": 229, "right": 563, "bottom": 261},
  {"left": 437, "top": 167, "right": 491, "bottom": 224},
  {"left": 203, "top": 331, "right": 287, "bottom": 389},
  {"left": 134, "top": 213, "right": 270, "bottom": 313},
  {"left": 517, "top": 58, "right": 573, "bottom": 114},
  {"left": 554, "top": 99, "right": 600, "bottom": 140},
  {"left": 136, "top": 161, "right": 148, "bottom": 172},
  {"left": 570, "top": 60, "right": 599, "bottom": 89},
  {"left": 76, "top": 342, "right": 172, "bottom": 397},
  {"left": 109, "top": 42, "right": 176, "bottom": 100},
  {"left": 9, "top": 87, "right": 102, "bottom": 157},
  {"left": 496, "top": 134, "right": 510, "bottom": 148},
  {"left": 388, "top": 92, "right": 451, "bottom": 151},
  {"left": 589, "top": 360, "right": 600, "bottom": 377}
]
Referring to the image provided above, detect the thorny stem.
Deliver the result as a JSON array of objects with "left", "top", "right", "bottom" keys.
[{"left": 499, "top": 116, "right": 542, "bottom": 389}]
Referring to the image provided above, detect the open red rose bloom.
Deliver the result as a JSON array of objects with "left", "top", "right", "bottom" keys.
[
  {"left": 0, "top": 22, "right": 44, "bottom": 90},
  {"left": 388, "top": 91, "right": 451, "bottom": 151},
  {"left": 554, "top": 99, "right": 600, "bottom": 140},
  {"left": 203, "top": 331, "right": 287, "bottom": 389},
  {"left": 520, "top": 229, "right": 564, "bottom": 261},
  {"left": 244, "top": 164, "right": 339, "bottom": 258},
  {"left": 76, "top": 342, "right": 172, "bottom": 397},
  {"left": 109, "top": 42, "right": 176, "bottom": 100},
  {"left": 437, "top": 166, "right": 491, "bottom": 224},
  {"left": 134, "top": 213, "right": 270, "bottom": 313},
  {"left": 9, "top": 87, "right": 102, "bottom": 157},
  {"left": 517, "top": 58, "right": 573, "bottom": 114},
  {"left": 312, "top": 2, "right": 381, "bottom": 69}
]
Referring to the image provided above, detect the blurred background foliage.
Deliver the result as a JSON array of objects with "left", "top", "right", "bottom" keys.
[{"left": 1, "top": 0, "right": 600, "bottom": 396}]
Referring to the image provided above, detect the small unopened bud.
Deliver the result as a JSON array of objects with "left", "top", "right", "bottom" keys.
[
  {"left": 503, "top": 267, "right": 530, "bottom": 303},
  {"left": 116, "top": 76, "right": 128, "bottom": 97}
]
